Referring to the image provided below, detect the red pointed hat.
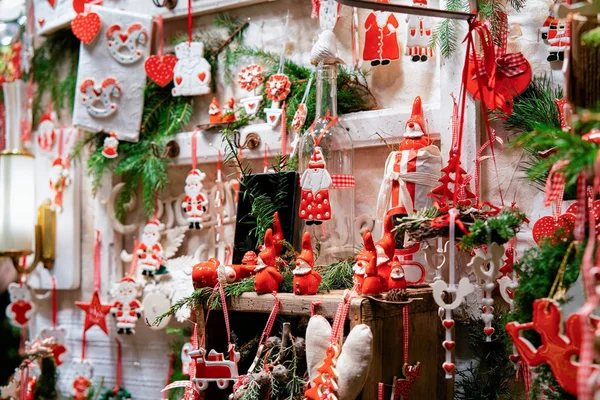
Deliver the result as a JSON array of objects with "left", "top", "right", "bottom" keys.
[
  {"left": 272, "top": 211, "right": 284, "bottom": 256},
  {"left": 120, "top": 276, "right": 136, "bottom": 283},
  {"left": 258, "top": 229, "right": 277, "bottom": 266},
  {"left": 406, "top": 96, "right": 426, "bottom": 133},
  {"left": 308, "top": 146, "right": 326, "bottom": 169},
  {"left": 242, "top": 251, "right": 258, "bottom": 264},
  {"left": 52, "top": 157, "right": 63, "bottom": 167},
  {"left": 40, "top": 111, "right": 53, "bottom": 123},
  {"left": 356, "top": 229, "right": 377, "bottom": 262},
  {"left": 376, "top": 215, "right": 395, "bottom": 259},
  {"left": 413, "top": 0, "right": 427, "bottom": 5},
  {"left": 297, "top": 231, "right": 314, "bottom": 267}
]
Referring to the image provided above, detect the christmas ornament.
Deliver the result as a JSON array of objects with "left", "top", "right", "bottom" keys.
[
  {"left": 565, "top": 199, "right": 600, "bottom": 235},
  {"left": 221, "top": 98, "right": 236, "bottom": 123},
  {"left": 396, "top": 244, "right": 427, "bottom": 286},
  {"left": 313, "top": 0, "right": 341, "bottom": 30},
  {"left": 37, "top": 276, "right": 68, "bottom": 366},
  {"left": 163, "top": 325, "right": 201, "bottom": 399},
  {"left": 183, "top": 130, "right": 209, "bottom": 229},
  {"left": 359, "top": 230, "right": 384, "bottom": 295},
  {"left": 75, "top": 231, "right": 112, "bottom": 334},
  {"left": 423, "top": 239, "right": 449, "bottom": 282},
  {"left": 5, "top": 281, "right": 36, "bottom": 328},
  {"left": 145, "top": 16, "right": 177, "bottom": 87},
  {"left": 505, "top": 298, "right": 600, "bottom": 395},
  {"left": 540, "top": 10, "right": 554, "bottom": 40},
  {"left": 299, "top": 145, "right": 332, "bottom": 224},
  {"left": 208, "top": 97, "right": 222, "bottom": 124},
  {"left": 79, "top": 78, "right": 121, "bottom": 118},
  {"left": 69, "top": 359, "right": 93, "bottom": 400},
  {"left": 376, "top": 96, "right": 442, "bottom": 219},
  {"left": 363, "top": 0, "right": 400, "bottom": 66},
  {"left": 555, "top": 97, "right": 571, "bottom": 132},
  {"left": 311, "top": 29, "right": 345, "bottom": 65},
  {"left": 291, "top": 72, "right": 313, "bottom": 146},
  {"left": 375, "top": 215, "right": 395, "bottom": 292},
  {"left": 142, "top": 289, "right": 172, "bottom": 330},
  {"left": 71, "top": 10, "right": 101, "bottom": 45},
  {"left": 181, "top": 338, "right": 194, "bottom": 375},
  {"left": 106, "top": 23, "right": 148, "bottom": 65},
  {"left": 192, "top": 258, "right": 235, "bottom": 289},
  {"left": 49, "top": 129, "right": 72, "bottom": 213},
  {"left": 137, "top": 218, "right": 167, "bottom": 276},
  {"left": 110, "top": 276, "right": 143, "bottom": 335},
  {"left": 264, "top": 14, "right": 291, "bottom": 128},
  {"left": 101, "top": 132, "right": 119, "bottom": 158},
  {"left": 229, "top": 251, "right": 257, "bottom": 282},
  {"left": 237, "top": 64, "right": 264, "bottom": 116},
  {"left": 388, "top": 259, "right": 407, "bottom": 291},
  {"left": 293, "top": 231, "right": 322, "bottom": 295},
  {"left": 36, "top": 108, "right": 56, "bottom": 152},
  {"left": 305, "top": 291, "right": 373, "bottom": 400},
  {"left": 405, "top": 0, "right": 434, "bottom": 62},
  {"left": 547, "top": 18, "right": 570, "bottom": 62},
  {"left": 532, "top": 213, "right": 575, "bottom": 244},
  {"left": 253, "top": 229, "right": 283, "bottom": 294},
  {"left": 172, "top": 42, "right": 211, "bottom": 96}
]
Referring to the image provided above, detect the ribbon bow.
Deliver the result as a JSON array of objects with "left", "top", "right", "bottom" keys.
[{"left": 543, "top": 159, "right": 570, "bottom": 215}]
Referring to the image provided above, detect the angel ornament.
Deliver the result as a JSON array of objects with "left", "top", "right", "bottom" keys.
[{"left": 132, "top": 220, "right": 188, "bottom": 278}]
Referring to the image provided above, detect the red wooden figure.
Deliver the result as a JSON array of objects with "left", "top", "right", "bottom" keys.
[
  {"left": 375, "top": 215, "right": 395, "bottom": 292},
  {"left": 358, "top": 230, "right": 382, "bottom": 296},
  {"left": 253, "top": 229, "right": 283, "bottom": 293},
  {"left": 293, "top": 231, "right": 322, "bottom": 295}
]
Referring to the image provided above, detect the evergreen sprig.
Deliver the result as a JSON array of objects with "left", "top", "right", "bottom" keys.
[
  {"left": 582, "top": 26, "right": 600, "bottom": 47},
  {"left": 432, "top": 0, "right": 468, "bottom": 58},
  {"left": 459, "top": 208, "right": 526, "bottom": 250}
]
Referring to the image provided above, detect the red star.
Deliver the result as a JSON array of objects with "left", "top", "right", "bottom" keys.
[{"left": 75, "top": 291, "right": 111, "bottom": 334}]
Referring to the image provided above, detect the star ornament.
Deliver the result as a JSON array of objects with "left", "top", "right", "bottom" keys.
[{"left": 75, "top": 291, "right": 111, "bottom": 334}]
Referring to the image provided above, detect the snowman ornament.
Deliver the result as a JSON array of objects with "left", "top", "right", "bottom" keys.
[{"left": 171, "top": 42, "right": 212, "bottom": 97}]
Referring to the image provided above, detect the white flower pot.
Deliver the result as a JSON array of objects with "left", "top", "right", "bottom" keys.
[
  {"left": 240, "top": 95, "right": 263, "bottom": 116},
  {"left": 264, "top": 107, "right": 283, "bottom": 128}
]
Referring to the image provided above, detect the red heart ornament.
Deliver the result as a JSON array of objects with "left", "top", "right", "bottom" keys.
[
  {"left": 566, "top": 200, "right": 600, "bottom": 235},
  {"left": 532, "top": 213, "right": 576, "bottom": 245},
  {"left": 145, "top": 55, "right": 178, "bottom": 87},
  {"left": 47, "top": 0, "right": 56, "bottom": 7},
  {"left": 484, "top": 327, "right": 495, "bottom": 336},
  {"left": 443, "top": 362, "right": 455, "bottom": 373},
  {"left": 442, "top": 319, "right": 454, "bottom": 329},
  {"left": 71, "top": 12, "right": 101, "bottom": 45},
  {"left": 72, "top": 0, "right": 90, "bottom": 14},
  {"left": 269, "top": 115, "right": 276, "bottom": 122},
  {"left": 38, "top": 18, "right": 45, "bottom": 27},
  {"left": 248, "top": 103, "right": 255, "bottom": 109},
  {"left": 198, "top": 72, "right": 206, "bottom": 82},
  {"left": 443, "top": 341, "right": 455, "bottom": 351},
  {"left": 509, "top": 354, "right": 521, "bottom": 364},
  {"left": 175, "top": 76, "right": 182, "bottom": 85}
]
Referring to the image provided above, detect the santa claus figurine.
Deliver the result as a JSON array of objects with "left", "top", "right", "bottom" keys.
[
  {"left": 299, "top": 146, "right": 332, "bottom": 225},
  {"left": 375, "top": 215, "right": 395, "bottom": 292},
  {"left": 405, "top": 0, "right": 434, "bottom": 62},
  {"left": 209, "top": 97, "right": 222, "bottom": 124},
  {"left": 137, "top": 219, "right": 167, "bottom": 277},
  {"left": 547, "top": 18, "right": 570, "bottom": 62},
  {"left": 192, "top": 258, "right": 235, "bottom": 289},
  {"left": 356, "top": 230, "right": 382, "bottom": 295},
  {"left": 49, "top": 156, "right": 71, "bottom": 212},
  {"left": 293, "top": 231, "right": 322, "bottom": 295},
  {"left": 272, "top": 211, "right": 285, "bottom": 257},
  {"left": 36, "top": 110, "right": 56, "bottom": 152},
  {"left": 363, "top": 0, "right": 400, "bottom": 66},
  {"left": 388, "top": 259, "right": 407, "bottom": 290},
  {"left": 110, "top": 276, "right": 143, "bottom": 335},
  {"left": 182, "top": 169, "right": 209, "bottom": 230},
  {"left": 253, "top": 229, "right": 283, "bottom": 293},
  {"left": 222, "top": 98, "right": 236, "bottom": 123},
  {"left": 101, "top": 132, "right": 119, "bottom": 159}
]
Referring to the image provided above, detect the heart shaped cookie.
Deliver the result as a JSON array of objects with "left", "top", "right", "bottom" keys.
[
  {"left": 532, "top": 213, "right": 575, "bottom": 245},
  {"left": 145, "top": 55, "right": 178, "bottom": 87}
]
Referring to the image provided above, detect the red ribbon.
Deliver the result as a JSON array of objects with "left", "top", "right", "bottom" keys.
[
  {"left": 154, "top": 16, "right": 165, "bottom": 56},
  {"left": 94, "top": 230, "right": 101, "bottom": 293},
  {"left": 19, "top": 360, "right": 31, "bottom": 400},
  {"left": 51, "top": 275, "right": 57, "bottom": 329},
  {"left": 258, "top": 293, "right": 280, "bottom": 346},
  {"left": 191, "top": 128, "right": 199, "bottom": 171},
  {"left": 113, "top": 338, "right": 122, "bottom": 393},
  {"left": 128, "top": 240, "right": 140, "bottom": 277},
  {"left": 543, "top": 159, "right": 569, "bottom": 216},
  {"left": 330, "top": 285, "right": 358, "bottom": 344},
  {"left": 187, "top": 0, "right": 192, "bottom": 44},
  {"left": 280, "top": 102, "right": 287, "bottom": 157}
]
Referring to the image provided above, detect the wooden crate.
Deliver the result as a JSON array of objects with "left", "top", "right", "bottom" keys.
[{"left": 203, "top": 287, "right": 451, "bottom": 399}]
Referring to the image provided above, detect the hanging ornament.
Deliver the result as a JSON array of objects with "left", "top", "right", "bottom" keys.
[
  {"left": 163, "top": 325, "right": 201, "bottom": 399},
  {"left": 71, "top": 7, "right": 101, "bottom": 45},
  {"left": 222, "top": 98, "right": 236, "bottom": 123},
  {"left": 555, "top": 97, "right": 571, "bottom": 132},
  {"left": 49, "top": 128, "right": 72, "bottom": 213},
  {"left": 547, "top": 17, "right": 570, "bottom": 62},
  {"left": 6, "top": 280, "right": 36, "bottom": 328},
  {"left": 99, "top": 339, "right": 132, "bottom": 400},
  {"left": 405, "top": 0, "right": 434, "bottom": 62},
  {"left": 313, "top": 0, "right": 341, "bottom": 30},
  {"left": 79, "top": 78, "right": 122, "bottom": 118},
  {"left": 396, "top": 244, "right": 427, "bottom": 287},
  {"left": 36, "top": 107, "right": 57, "bottom": 152},
  {"left": 289, "top": 73, "right": 314, "bottom": 158},
  {"left": 540, "top": 8, "right": 554, "bottom": 40},
  {"left": 181, "top": 338, "right": 194, "bottom": 376},
  {"left": 137, "top": 218, "right": 167, "bottom": 277},
  {"left": 75, "top": 231, "right": 112, "bottom": 334},
  {"left": 69, "top": 359, "right": 93, "bottom": 400},
  {"left": 237, "top": 64, "right": 264, "bottom": 115},
  {"left": 375, "top": 215, "right": 395, "bottom": 292},
  {"left": 183, "top": 130, "right": 209, "bottom": 230},
  {"left": 363, "top": 0, "right": 400, "bottom": 67},
  {"left": 37, "top": 276, "right": 68, "bottom": 366},
  {"left": 106, "top": 23, "right": 149, "bottom": 65},
  {"left": 101, "top": 132, "right": 119, "bottom": 159},
  {"left": 253, "top": 229, "right": 283, "bottom": 293},
  {"left": 208, "top": 97, "right": 222, "bottom": 124},
  {"left": 293, "top": 231, "right": 322, "bottom": 295},
  {"left": 110, "top": 273, "right": 143, "bottom": 335},
  {"left": 264, "top": 13, "right": 291, "bottom": 128},
  {"left": 145, "top": 16, "right": 177, "bottom": 88}
]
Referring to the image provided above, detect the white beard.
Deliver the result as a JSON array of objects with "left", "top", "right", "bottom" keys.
[
  {"left": 390, "top": 267, "right": 405, "bottom": 279},
  {"left": 293, "top": 259, "right": 312, "bottom": 276},
  {"left": 142, "top": 233, "right": 159, "bottom": 246},
  {"left": 255, "top": 256, "right": 267, "bottom": 272},
  {"left": 405, "top": 124, "right": 424, "bottom": 138},
  {"left": 185, "top": 184, "right": 201, "bottom": 196},
  {"left": 353, "top": 261, "right": 366, "bottom": 276},
  {"left": 375, "top": 245, "right": 389, "bottom": 266}
]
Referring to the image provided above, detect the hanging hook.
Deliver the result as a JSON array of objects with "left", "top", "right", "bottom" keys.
[
  {"left": 232, "top": 131, "right": 261, "bottom": 150},
  {"left": 151, "top": 140, "right": 180, "bottom": 159},
  {"left": 152, "top": 0, "right": 177, "bottom": 10}
]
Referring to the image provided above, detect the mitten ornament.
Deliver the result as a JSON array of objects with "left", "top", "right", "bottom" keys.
[
  {"left": 293, "top": 231, "right": 322, "bottom": 295},
  {"left": 253, "top": 229, "right": 283, "bottom": 293},
  {"left": 299, "top": 146, "right": 332, "bottom": 224},
  {"left": 172, "top": 42, "right": 211, "bottom": 97},
  {"left": 182, "top": 169, "right": 209, "bottom": 229},
  {"left": 102, "top": 132, "right": 119, "bottom": 159},
  {"left": 70, "top": 360, "right": 93, "bottom": 400},
  {"left": 5, "top": 282, "right": 36, "bottom": 328},
  {"left": 137, "top": 219, "right": 167, "bottom": 277},
  {"left": 237, "top": 64, "right": 264, "bottom": 115},
  {"left": 405, "top": 0, "right": 434, "bottom": 62},
  {"left": 363, "top": 0, "right": 400, "bottom": 66},
  {"left": 110, "top": 276, "right": 143, "bottom": 335},
  {"left": 36, "top": 109, "right": 56, "bottom": 152}
]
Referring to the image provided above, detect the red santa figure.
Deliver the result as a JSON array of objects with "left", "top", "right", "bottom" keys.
[
  {"left": 547, "top": 18, "right": 570, "bottom": 62},
  {"left": 182, "top": 169, "right": 209, "bottom": 230},
  {"left": 137, "top": 219, "right": 167, "bottom": 276},
  {"left": 299, "top": 146, "right": 332, "bottom": 225},
  {"left": 5, "top": 282, "right": 36, "bottom": 328},
  {"left": 540, "top": 10, "right": 554, "bottom": 40},
  {"left": 376, "top": 96, "right": 441, "bottom": 220},
  {"left": 49, "top": 156, "right": 71, "bottom": 213},
  {"left": 222, "top": 97, "right": 236, "bottom": 123},
  {"left": 110, "top": 276, "right": 143, "bottom": 335},
  {"left": 375, "top": 215, "right": 395, "bottom": 292},
  {"left": 253, "top": 229, "right": 283, "bottom": 293},
  {"left": 272, "top": 211, "right": 285, "bottom": 257},
  {"left": 405, "top": 0, "right": 434, "bottom": 62},
  {"left": 363, "top": 0, "right": 400, "bottom": 66},
  {"left": 356, "top": 230, "right": 382, "bottom": 295},
  {"left": 293, "top": 231, "right": 322, "bottom": 295},
  {"left": 209, "top": 97, "right": 222, "bottom": 124},
  {"left": 36, "top": 110, "right": 56, "bottom": 152},
  {"left": 388, "top": 259, "right": 407, "bottom": 290},
  {"left": 101, "top": 132, "right": 119, "bottom": 159}
]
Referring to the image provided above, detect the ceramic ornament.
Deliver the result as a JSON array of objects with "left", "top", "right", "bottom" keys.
[
  {"left": 141, "top": 289, "right": 171, "bottom": 330},
  {"left": 532, "top": 213, "right": 575, "bottom": 244},
  {"left": 540, "top": 10, "right": 554, "bottom": 40},
  {"left": 71, "top": 10, "right": 101, "bottom": 45},
  {"left": 253, "top": 229, "right": 284, "bottom": 293},
  {"left": 137, "top": 218, "right": 167, "bottom": 277},
  {"left": 70, "top": 359, "right": 93, "bottom": 400},
  {"left": 313, "top": 0, "right": 341, "bottom": 31},
  {"left": 110, "top": 276, "right": 143, "bottom": 335},
  {"left": 290, "top": 73, "right": 313, "bottom": 157},
  {"left": 208, "top": 97, "right": 222, "bottom": 124},
  {"left": 293, "top": 231, "right": 322, "bottom": 295},
  {"left": 36, "top": 109, "right": 57, "bottom": 152},
  {"left": 405, "top": 0, "right": 434, "bottom": 62},
  {"left": 221, "top": 98, "right": 236, "bottom": 123},
  {"left": 396, "top": 244, "right": 427, "bottom": 286},
  {"left": 468, "top": 242, "right": 504, "bottom": 341},
  {"left": 76, "top": 290, "right": 112, "bottom": 334},
  {"left": 106, "top": 23, "right": 148, "bottom": 64},
  {"left": 237, "top": 64, "right": 264, "bottom": 115},
  {"left": 182, "top": 170, "right": 209, "bottom": 230},
  {"left": 73, "top": 6, "right": 152, "bottom": 142},
  {"left": 555, "top": 97, "right": 571, "bottom": 132},
  {"left": 192, "top": 258, "right": 235, "bottom": 289},
  {"left": 299, "top": 146, "right": 332, "bottom": 223},
  {"left": 145, "top": 53, "right": 178, "bottom": 87},
  {"left": 546, "top": 18, "right": 570, "bottom": 62},
  {"left": 101, "top": 132, "right": 119, "bottom": 158},
  {"left": 5, "top": 282, "right": 36, "bottom": 328},
  {"left": 37, "top": 326, "right": 68, "bottom": 366},
  {"left": 423, "top": 239, "right": 449, "bottom": 282},
  {"left": 49, "top": 155, "right": 71, "bottom": 212},
  {"left": 376, "top": 215, "right": 394, "bottom": 291},
  {"left": 363, "top": 0, "right": 400, "bottom": 67},
  {"left": 191, "top": 346, "right": 240, "bottom": 391},
  {"left": 171, "top": 42, "right": 211, "bottom": 96},
  {"left": 355, "top": 230, "right": 383, "bottom": 295},
  {"left": 229, "top": 251, "right": 258, "bottom": 283},
  {"left": 264, "top": 73, "right": 291, "bottom": 128}
]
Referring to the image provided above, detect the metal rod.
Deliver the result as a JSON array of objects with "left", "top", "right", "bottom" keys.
[{"left": 337, "top": 0, "right": 475, "bottom": 21}]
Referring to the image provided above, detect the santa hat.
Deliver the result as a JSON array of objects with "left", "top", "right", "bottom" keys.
[
  {"left": 52, "top": 157, "right": 63, "bottom": 167},
  {"left": 375, "top": 215, "right": 395, "bottom": 260},
  {"left": 145, "top": 218, "right": 164, "bottom": 231},
  {"left": 356, "top": 230, "right": 377, "bottom": 263},
  {"left": 209, "top": 97, "right": 221, "bottom": 113},
  {"left": 109, "top": 132, "right": 117, "bottom": 139},
  {"left": 296, "top": 231, "right": 314, "bottom": 267},
  {"left": 242, "top": 251, "right": 258, "bottom": 265},
  {"left": 308, "top": 147, "right": 326, "bottom": 169},
  {"left": 258, "top": 229, "right": 277, "bottom": 266},
  {"left": 187, "top": 169, "right": 206, "bottom": 181},
  {"left": 39, "top": 111, "right": 54, "bottom": 124},
  {"left": 412, "top": 0, "right": 427, "bottom": 5},
  {"left": 226, "top": 98, "right": 235, "bottom": 108},
  {"left": 272, "top": 211, "right": 284, "bottom": 256},
  {"left": 120, "top": 276, "right": 136, "bottom": 284},
  {"left": 406, "top": 96, "right": 426, "bottom": 133}
]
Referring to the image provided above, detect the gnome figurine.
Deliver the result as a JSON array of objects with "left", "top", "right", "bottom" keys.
[
  {"left": 230, "top": 251, "right": 258, "bottom": 281},
  {"left": 221, "top": 98, "right": 236, "bottom": 123},
  {"left": 357, "top": 230, "right": 382, "bottom": 296},
  {"left": 293, "top": 232, "right": 322, "bottom": 295},
  {"left": 253, "top": 229, "right": 284, "bottom": 293},
  {"left": 374, "top": 215, "right": 395, "bottom": 292},
  {"left": 388, "top": 259, "right": 407, "bottom": 290},
  {"left": 209, "top": 97, "right": 222, "bottom": 124}
]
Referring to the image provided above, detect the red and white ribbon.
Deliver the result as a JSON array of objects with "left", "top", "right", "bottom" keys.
[{"left": 543, "top": 159, "right": 570, "bottom": 216}]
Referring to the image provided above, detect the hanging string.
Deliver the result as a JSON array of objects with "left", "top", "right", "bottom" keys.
[
  {"left": 191, "top": 128, "right": 199, "bottom": 171},
  {"left": 51, "top": 275, "right": 57, "bottom": 329},
  {"left": 263, "top": 144, "right": 269, "bottom": 174},
  {"left": 114, "top": 338, "right": 123, "bottom": 393},
  {"left": 277, "top": 12, "right": 290, "bottom": 74},
  {"left": 81, "top": 330, "right": 87, "bottom": 360},
  {"left": 300, "top": 74, "right": 314, "bottom": 105},
  {"left": 280, "top": 102, "right": 287, "bottom": 156},
  {"left": 57, "top": 127, "right": 64, "bottom": 158},
  {"left": 259, "top": 294, "right": 280, "bottom": 346},
  {"left": 403, "top": 306, "right": 409, "bottom": 365},
  {"left": 187, "top": 0, "right": 193, "bottom": 44},
  {"left": 574, "top": 172, "right": 587, "bottom": 241},
  {"left": 330, "top": 284, "right": 358, "bottom": 344},
  {"left": 351, "top": 7, "right": 360, "bottom": 70},
  {"left": 475, "top": 130, "right": 504, "bottom": 204},
  {"left": 164, "top": 354, "right": 175, "bottom": 387},
  {"left": 200, "top": 282, "right": 232, "bottom": 349},
  {"left": 94, "top": 230, "right": 102, "bottom": 293},
  {"left": 19, "top": 360, "right": 31, "bottom": 400},
  {"left": 155, "top": 15, "right": 165, "bottom": 56},
  {"left": 128, "top": 240, "right": 140, "bottom": 277}
]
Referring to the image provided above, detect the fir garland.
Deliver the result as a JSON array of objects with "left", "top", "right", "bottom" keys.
[
  {"left": 459, "top": 208, "right": 526, "bottom": 250},
  {"left": 582, "top": 26, "right": 600, "bottom": 47}
]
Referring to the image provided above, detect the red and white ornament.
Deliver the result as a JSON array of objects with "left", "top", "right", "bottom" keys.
[
  {"left": 299, "top": 146, "right": 332, "bottom": 223},
  {"left": 36, "top": 109, "right": 57, "bottom": 152},
  {"left": 208, "top": 97, "right": 222, "bottom": 124},
  {"left": 49, "top": 155, "right": 71, "bottom": 213},
  {"left": 555, "top": 97, "right": 571, "bottom": 132},
  {"left": 110, "top": 276, "right": 143, "bottom": 335},
  {"left": 264, "top": 73, "right": 291, "bottom": 128},
  {"left": 182, "top": 169, "right": 209, "bottom": 230},
  {"left": 363, "top": 0, "right": 400, "bottom": 67},
  {"left": 71, "top": 10, "right": 101, "bottom": 45},
  {"left": 181, "top": 339, "right": 194, "bottom": 376},
  {"left": 69, "top": 360, "right": 93, "bottom": 400},
  {"left": 405, "top": 0, "right": 434, "bottom": 62},
  {"left": 79, "top": 78, "right": 121, "bottom": 118},
  {"left": 172, "top": 42, "right": 212, "bottom": 97},
  {"left": 547, "top": 18, "right": 570, "bottom": 62},
  {"left": 312, "top": 0, "right": 341, "bottom": 31},
  {"left": 145, "top": 54, "right": 178, "bottom": 88},
  {"left": 39, "top": 326, "right": 68, "bottom": 366},
  {"left": 292, "top": 104, "right": 307, "bottom": 133},
  {"left": 253, "top": 229, "right": 284, "bottom": 294},
  {"left": 106, "top": 23, "right": 148, "bottom": 65},
  {"left": 137, "top": 219, "right": 167, "bottom": 277},
  {"left": 221, "top": 98, "right": 236, "bottom": 123},
  {"left": 102, "top": 132, "right": 119, "bottom": 159},
  {"left": 5, "top": 282, "right": 36, "bottom": 328},
  {"left": 76, "top": 290, "right": 112, "bottom": 334},
  {"left": 293, "top": 231, "right": 322, "bottom": 295},
  {"left": 237, "top": 64, "right": 264, "bottom": 116}
]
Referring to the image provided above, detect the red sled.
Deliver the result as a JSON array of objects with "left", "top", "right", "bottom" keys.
[{"left": 190, "top": 347, "right": 240, "bottom": 390}]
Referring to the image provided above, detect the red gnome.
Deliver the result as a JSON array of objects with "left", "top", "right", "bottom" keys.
[
  {"left": 375, "top": 215, "right": 395, "bottom": 292},
  {"left": 254, "top": 229, "right": 284, "bottom": 293},
  {"left": 388, "top": 259, "right": 407, "bottom": 290},
  {"left": 230, "top": 251, "right": 257, "bottom": 281},
  {"left": 192, "top": 258, "right": 221, "bottom": 289},
  {"left": 293, "top": 232, "right": 322, "bottom": 295},
  {"left": 357, "top": 230, "right": 382, "bottom": 295},
  {"left": 272, "top": 211, "right": 285, "bottom": 257}
]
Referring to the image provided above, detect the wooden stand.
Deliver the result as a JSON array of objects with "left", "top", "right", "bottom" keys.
[{"left": 206, "top": 287, "right": 450, "bottom": 399}]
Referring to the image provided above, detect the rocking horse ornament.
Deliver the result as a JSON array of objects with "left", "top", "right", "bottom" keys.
[
  {"left": 79, "top": 78, "right": 121, "bottom": 118},
  {"left": 106, "top": 24, "right": 148, "bottom": 64}
]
